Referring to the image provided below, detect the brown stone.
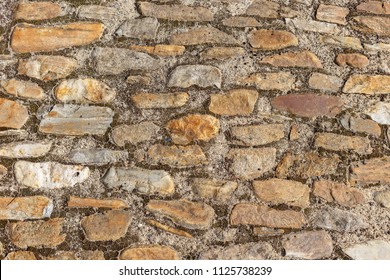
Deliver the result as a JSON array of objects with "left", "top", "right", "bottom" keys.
[
  {"left": 271, "top": 94, "right": 343, "bottom": 118},
  {"left": 313, "top": 180, "right": 365, "bottom": 207},
  {"left": 231, "top": 124, "right": 285, "bottom": 146},
  {"left": 222, "top": 16, "right": 261, "bottom": 27},
  {"left": 253, "top": 179, "right": 310, "bottom": 208},
  {"left": 314, "top": 133, "right": 372, "bottom": 155},
  {"left": 200, "top": 47, "right": 245, "bottom": 60},
  {"left": 120, "top": 245, "right": 180, "bottom": 260},
  {"left": 5, "top": 251, "right": 37, "bottom": 260},
  {"left": 68, "top": 196, "right": 128, "bottom": 209},
  {"left": 81, "top": 210, "right": 131, "bottom": 241},
  {"left": 230, "top": 203, "right": 306, "bottom": 229},
  {"left": 146, "top": 199, "right": 214, "bottom": 230},
  {"left": 130, "top": 45, "right": 185, "bottom": 56},
  {"left": 357, "top": 1, "right": 390, "bottom": 14},
  {"left": 0, "top": 196, "right": 53, "bottom": 220},
  {"left": 286, "top": 18, "right": 340, "bottom": 34},
  {"left": 261, "top": 51, "right": 323, "bottom": 68},
  {"left": 18, "top": 55, "right": 78, "bottom": 81},
  {"left": 44, "top": 250, "right": 105, "bottom": 260},
  {"left": 166, "top": 114, "right": 220, "bottom": 145},
  {"left": 351, "top": 157, "right": 390, "bottom": 186},
  {"left": 126, "top": 75, "right": 151, "bottom": 86},
  {"left": 209, "top": 89, "right": 258, "bottom": 116},
  {"left": 316, "top": 4, "right": 349, "bottom": 25},
  {"left": 352, "top": 16, "right": 390, "bottom": 36},
  {"left": 1, "top": 79, "right": 45, "bottom": 100},
  {"left": 248, "top": 29, "right": 298, "bottom": 50},
  {"left": 308, "top": 73, "right": 343, "bottom": 92},
  {"left": 282, "top": 231, "right": 333, "bottom": 259},
  {"left": 7, "top": 218, "right": 66, "bottom": 248},
  {"left": 0, "top": 165, "right": 6, "bottom": 180},
  {"left": 343, "top": 116, "right": 382, "bottom": 137},
  {"left": 11, "top": 22, "right": 104, "bottom": 53},
  {"left": 139, "top": 2, "right": 214, "bottom": 22},
  {"left": 320, "top": 35, "right": 363, "bottom": 49},
  {"left": 192, "top": 178, "right": 238, "bottom": 201},
  {"left": 145, "top": 219, "right": 193, "bottom": 238},
  {"left": 15, "top": 1, "right": 65, "bottom": 21},
  {"left": 336, "top": 53, "right": 369, "bottom": 68},
  {"left": 0, "top": 98, "right": 29, "bottom": 129},
  {"left": 170, "top": 26, "right": 240, "bottom": 46},
  {"left": 132, "top": 92, "right": 189, "bottom": 109},
  {"left": 111, "top": 122, "right": 160, "bottom": 146},
  {"left": 240, "top": 72, "right": 296, "bottom": 91},
  {"left": 343, "top": 75, "right": 390, "bottom": 94}
]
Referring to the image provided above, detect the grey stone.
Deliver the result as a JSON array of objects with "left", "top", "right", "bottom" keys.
[
  {"left": 111, "top": 122, "right": 160, "bottom": 146},
  {"left": 367, "top": 102, "right": 390, "bottom": 125},
  {"left": 168, "top": 65, "right": 222, "bottom": 88},
  {"left": 343, "top": 240, "right": 390, "bottom": 260},
  {"left": 374, "top": 191, "right": 390, "bottom": 208},
  {"left": 115, "top": 17, "right": 159, "bottom": 39},
  {"left": 67, "top": 149, "right": 128, "bottom": 166}
]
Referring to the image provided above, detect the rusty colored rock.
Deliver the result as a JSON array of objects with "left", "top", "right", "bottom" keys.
[
  {"left": 0, "top": 98, "right": 29, "bottom": 129},
  {"left": 200, "top": 47, "right": 245, "bottom": 60},
  {"left": 131, "top": 92, "right": 189, "bottom": 109},
  {"left": 336, "top": 53, "right": 369, "bottom": 68},
  {"left": 130, "top": 45, "right": 185, "bottom": 56},
  {"left": 316, "top": 4, "right": 349, "bottom": 25},
  {"left": 145, "top": 219, "right": 193, "bottom": 238},
  {"left": 314, "top": 133, "right": 372, "bottom": 155},
  {"left": 248, "top": 29, "right": 298, "bottom": 50},
  {"left": 209, "top": 89, "right": 259, "bottom": 116},
  {"left": 170, "top": 26, "right": 240, "bottom": 46},
  {"left": 68, "top": 196, "right": 128, "bottom": 209},
  {"left": 351, "top": 157, "right": 390, "bottom": 186},
  {"left": 343, "top": 75, "right": 390, "bottom": 94},
  {"left": 1, "top": 79, "right": 45, "bottom": 100},
  {"left": 120, "top": 245, "right": 180, "bottom": 260},
  {"left": 0, "top": 196, "right": 53, "bottom": 220},
  {"left": 15, "top": 1, "right": 65, "bottom": 21},
  {"left": 352, "top": 16, "right": 390, "bottom": 36},
  {"left": 261, "top": 51, "right": 323, "bottom": 68}
]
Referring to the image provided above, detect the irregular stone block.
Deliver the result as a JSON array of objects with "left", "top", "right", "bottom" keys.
[
  {"left": 115, "top": 17, "right": 159, "bottom": 40},
  {"left": 15, "top": 1, "right": 66, "bottom": 21},
  {"left": 68, "top": 196, "right": 128, "bottom": 209},
  {"left": 1, "top": 79, "right": 45, "bottom": 100},
  {"left": 111, "top": 122, "right": 160, "bottom": 146},
  {"left": 351, "top": 156, "right": 390, "bottom": 186},
  {"left": 120, "top": 245, "right": 180, "bottom": 260},
  {"left": 231, "top": 124, "right": 285, "bottom": 146},
  {"left": 261, "top": 51, "right": 323, "bottom": 68},
  {"left": 4, "top": 251, "right": 37, "bottom": 260},
  {"left": 357, "top": 1, "right": 390, "bottom": 14},
  {"left": 131, "top": 92, "right": 188, "bottom": 109},
  {"left": 130, "top": 45, "right": 185, "bottom": 57},
  {"left": 0, "top": 141, "right": 52, "bottom": 158},
  {"left": 367, "top": 102, "right": 390, "bottom": 124},
  {"left": 314, "top": 133, "right": 372, "bottom": 155},
  {"left": 340, "top": 115, "right": 381, "bottom": 137},
  {"left": 209, "top": 89, "right": 258, "bottom": 116},
  {"left": 192, "top": 178, "right": 238, "bottom": 201},
  {"left": 343, "top": 75, "right": 390, "bottom": 94},
  {"left": 374, "top": 191, "right": 390, "bottom": 208},
  {"left": 308, "top": 73, "right": 343, "bottom": 92},
  {"left": 286, "top": 18, "right": 340, "bottom": 34},
  {"left": 168, "top": 65, "right": 222, "bottom": 88},
  {"left": 336, "top": 53, "right": 369, "bottom": 68},
  {"left": 145, "top": 219, "right": 193, "bottom": 238},
  {"left": 0, "top": 98, "right": 29, "bottom": 129},
  {"left": 0, "top": 196, "right": 53, "bottom": 220},
  {"left": 352, "top": 16, "right": 390, "bottom": 36},
  {"left": 67, "top": 149, "right": 128, "bottom": 165},
  {"left": 344, "top": 240, "right": 390, "bottom": 260},
  {"left": 248, "top": 29, "right": 298, "bottom": 50},
  {"left": 316, "top": 4, "right": 349, "bottom": 25},
  {"left": 44, "top": 250, "right": 105, "bottom": 260},
  {"left": 320, "top": 35, "right": 362, "bottom": 49}
]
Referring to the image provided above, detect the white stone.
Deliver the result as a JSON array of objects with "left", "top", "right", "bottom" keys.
[
  {"left": 286, "top": 18, "right": 340, "bottom": 34},
  {"left": 67, "top": 149, "right": 128, "bottom": 165},
  {"left": 0, "top": 141, "right": 52, "bottom": 158},
  {"left": 344, "top": 240, "right": 390, "bottom": 260},
  {"left": 367, "top": 102, "right": 390, "bottom": 125}
]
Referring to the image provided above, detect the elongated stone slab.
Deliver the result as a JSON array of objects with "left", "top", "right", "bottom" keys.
[
  {"left": 357, "top": 1, "right": 390, "bottom": 14},
  {"left": 11, "top": 22, "right": 104, "bottom": 53},
  {"left": 5, "top": 251, "right": 36, "bottom": 260},
  {"left": 320, "top": 35, "right": 362, "bottom": 49},
  {"left": 352, "top": 16, "right": 390, "bottom": 36},
  {"left": 0, "top": 98, "right": 29, "bottom": 129},
  {"left": 68, "top": 196, "right": 128, "bottom": 209},
  {"left": 102, "top": 167, "right": 174, "bottom": 196},
  {"left": 170, "top": 27, "right": 240, "bottom": 46},
  {"left": 286, "top": 18, "right": 340, "bottom": 34},
  {"left": 39, "top": 104, "right": 114, "bottom": 136},
  {"left": 115, "top": 18, "right": 159, "bottom": 40},
  {"left": 248, "top": 29, "right": 298, "bottom": 50},
  {"left": 0, "top": 196, "right": 53, "bottom": 220},
  {"left": 343, "top": 240, "right": 390, "bottom": 260},
  {"left": 261, "top": 51, "right": 323, "bottom": 68},
  {"left": 15, "top": 1, "right": 66, "bottom": 21},
  {"left": 120, "top": 245, "right": 180, "bottom": 260},
  {"left": 14, "top": 161, "right": 90, "bottom": 189},
  {"left": 314, "top": 133, "right": 372, "bottom": 155},
  {"left": 1, "top": 79, "right": 45, "bottom": 100},
  {"left": 130, "top": 45, "right": 185, "bottom": 57},
  {"left": 0, "top": 141, "right": 52, "bottom": 158},
  {"left": 168, "top": 65, "right": 222, "bottom": 88},
  {"left": 343, "top": 75, "right": 390, "bottom": 94},
  {"left": 192, "top": 178, "right": 238, "bottom": 201},
  {"left": 209, "top": 89, "right": 258, "bottom": 116},
  {"left": 231, "top": 124, "right": 285, "bottom": 146},
  {"left": 67, "top": 149, "right": 128, "bottom": 165},
  {"left": 350, "top": 157, "right": 390, "bottom": 186},
  {"left": 111, "top": 122, "right": 160, "bottom": 146},
  {"left": 131, "top": 92, "right": 189, "bottom": 108}
]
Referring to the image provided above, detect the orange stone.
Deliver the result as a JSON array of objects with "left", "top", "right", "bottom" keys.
[
  {"left": 119, "top": 245, "right": 180, "bottom": 260},
  {"left": 261, "top": 51, "right": 323, "bottom": 68},
  {"left": 335, "top": 53, "right": 369, "bottom": 68},
  {"left": 209, "top": 89, "right": 259, "bottom": 116},
  {"left": 0, "top": 98, "right": 29, "bottom": 129},
  {"left": 68, "top": 196, "right": 128, "bottom": 209},
  {"left": 1, "top": 79, "right": 45, "bottom": 100},
  {"left": 4, "top": 251, "right": 37, "bottom": 260},
  {"left": 248, "top": 29, "right": 298, "bottom": 50},
  {"left": 0, "top": 196, "right": 53, "bottom": 220}
]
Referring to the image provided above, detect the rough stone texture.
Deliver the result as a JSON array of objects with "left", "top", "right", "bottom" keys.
[
  {"left": 343, "top": 240, "right": 390, "bottom": 260},
  {"left": 115, "top": 18, "right": 159, "bottom": 40},
  {"left": 231, "top": 124, "right": 285, "bottom": 146},
  {"left": 4, "top": 251, "right": 37, "bottom": 260},
  {"left": 67, "top": 149, "right": 128, "bottom": 165},
  {"left": 350, "top": 157, "right": 390, "bottom": 186},
  {"left": 130, "top": 45, "right": 185, "bottom": 57},
  {"left": 145, "top": 219, "right": 192, "bottom": 238},
  {"left": 248, "top": 29, "right": 298, "bottom": 50},
  {"left": 240, "top": 72, "right": 296, "bottom": 91},
  {"left": 44, "top": 250, "right": 105, "bottom": 260},
  {"left": 168, "top": 65, "right": 222, "bottom": 88},
  {"left": 316, "top": 4, "right": 349, "bottom": 25},
  {"left": 170, "top": 27, "right": 240, "bottom": 46},
  {"left": 357, "top": 1, "right": 390, "bottom": 14},
  {"left": 352, "top": 16, "right": 390, "bottom": 36},
  {"left": 311, "top": 208, "right": 368, "bottom": 232},
  {"left": 15, "top": 1, "right": 65, "bottom": 21},
  {"left": 0, "top": 141, "right": 52, "bottom": 158},
  {"left": 367, "top": 102, "right": 390, "bottom": 125},
  {"left": 111, "top": 122, "right": 160, "bottom": 146},
  {"left": 192, "top": 178, "right": 238, "bottom": 201},
  {"left": 261, "top": 51, "right": 323, "bottom": 68},
  {"left": 0, "top": 98, "right": 29, "bottom": 129},
  {"left": 336, "top": 53, "right": 369, "bottom": 68},
  {"left": 374, "top": 191, "right": 390, "bottom": 208},
  {"left": 131, "top": 92, "right": 188, "bottom": 109},
  {"left": 286, "top": 18, "right": 340, "bottom": 34},
  {"left": 343, "top": 75, "right": 390, "bottom": 94},
  {"left": 314, "top": 133, "right": 372, "bottom": 155},
  {"left": 308, "top": 73, "right": 343, "bottom": 92},
  {"left": 340, "top": 115, "right": 381, "bottom": 137},
  {"left": 1, "top": 79, "right": 45, "bottom": 100},
  {"left": 320, "top": 35, "right": 363, "bottom": 49},
  {"left": 222, "top": 16, "right": 261, "bottom": 27},
  {"left": 0, "top": 196, "right": 53, "bottom": 220},
  {"left": 120, "top": 245, "right": 180, "bottom": 260},
  {"left": 0, "top": 165, "right": 7, "bottom": 180},
  {"left": 68, "top": 196, "right": 128, "bottom": 209},
  {"left": 209, "top": 89, "right": 258, "bottom": 116},
  {"left": 200, "top": 242, "right": 277, "bottom": 260}
]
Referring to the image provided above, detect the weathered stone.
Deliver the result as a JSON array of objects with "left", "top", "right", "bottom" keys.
[
  {"left": 209, "top": 89, "right": 258, "bottom": 116},
  {"left": 286, "top": 18, "right": 340, "bottom": 34},
  {"left": 130, "top": 45, "right": 185, "bottom": 57},
  {"left": 39, "top": 104, "right": 114, "bottom": 136},
  {"left": 120, "top": 245, "right": 180, "bottom": 260},
  {"left": 139, "top": 2, "right": 213, "bottom": 21},
  {"left": 5, "top": 251, "right": 36, "bottom": 260},
  {"left": 314, "top": 133, "right": 372, "bottom": 155},
  {"left": 0, "top": 55, "right": 17, "bottom": 70},
  {"left": 111, "top": 122, "right": 160, "bottom": 146},
  {"left": 352, "top": 16, "right": 390, "bottom": 36},
  {"left": 283, "top": 231, "right": 333, "bottom": 260},
  {"left": 310, "top": 207, "right": 368, "bottom": 232},
  {"left": 261, "top": 51, "right": 323, "bottom": 68},
  {"left": 357, "top": 1, "right": 390, "bottom": 14},
  {"left": 240, "top": 72, "right": 296, "bottom": 91},
  {"left": 367, "top": 102, "right": 390, "bottom": 124},
  {"left": 231, "top": 124, "right": 285, "bottom": 146},
  {"left": 0, "top": 141, "right": 51, "bottom": 158},
  {"left": 81, "top": 210, "right": 131, "bottom": 241},
  {"left": 1, "top": 79, "right": 45, "bottom": 100},
  {"left": 192, "top": 178, "right": 238, "bottom": 201},
  {"left": 248, "top": 29, "right": 298, "bottom": 50},
  {"left": 336, "top": 53, "right": 369, "bottom": 68},
  {"left": 230, "top": 203, "right": 305, "bottom": 228},
  {"left": 126, "top": 75, "right": 151, "bottom": 86},
  {"left": 227, "top": 148, "right": 276, "bottom": 180},
  {"left": 170, "top": 27, "right": 240, "bottom": 46},
  {"left": 0, "top": 165, "right": 6, "bottom": 180},
  {"left": 115, "top": 17, "right": 159, "bottom": 39},
  {"left": 316, "top": 4, "right": 349, "bottom": 25},
  {"left": 200, "top": 242, "right": 277, "bottom": 260},
  {"left": 44, "top": 250, "right": 105, "bottom": 260},
  {"left": 341, "top": 115, "right": 381, "bottom": 137},
  {"left": 0, "top": 196, "right": 53, "bottom": 220},
  {"left": 320, "top": 35, "right": 363, "bottom": 49},
  {"left": 350, "top": 156, "right": 390, "bottom": 186},
  {"left": 78, "top": 5, "right": 120, "bottom": 22},
  {"left": 200, "top": 47, "right": 245, "bottom": 60},
  {"left": 67, "top": 149, "right": 128, "bottom": 165},
  {"left": 308, "top": 73, "right": 343, "bottom": 92},
  {"left": 131, "top": 92, "right": 188, "bottom": 109},
  {"left": 145, "top": 219, "right": 193, "bottom": 238},
  {"left": 102, "top": 167, "right": 174, "bottom": 196},
  {"left": 344, "top": 240, "right": 390, "bottom": 260},
  {"left": 146, "top": 199, "right": 214, "bottom": 230},
  {"left": 168, "top": 65, "right": 222, "bottom": 88},
  {"left": 14, "top": 161, "right": 90, "bottom": 189},
  {"left": 68, "top": 196, "right": 128, "bottom": 209},
  {"left": 93, "top": 47, "right": 159, "bottom": 75},
  {"left": 313, "top": 180, "right": 365, "bottom": 207},
  {"left": 15, "top": 1, "right": 65, "bottom": 21},
  {"left": 0, "top": 130, "right": 28, "bottom": 138},
  {"left": 374, "top": 191, "right": 390, "bottom": 208},
  {"left": 222, "top": 16, "right": 261, "bottom": 27},
  {"left": 11, "top": 22, "right": 104, "bottom": 53},
  {"left": 0, "top": 98, "right": 29, "bottom": 129},
  {"left": 7, "top": 218, "right": 66, "bottom": 248},
  {"left": 253, "top": 227, "right": 284, "bottom": 236},
  {"left": 18, "top": 55, "right": 78, "bottom": 81},
  {"left": 364, "top": 42, "right": 390, "bottom": 52},
  {"left": 55, "top": 79, "right": 116, "bottom": 104},
  {"left": 343, "top": 75, "right": 390, "bottom": 94},
  {"left": 246, "top": 0, "right": 298, "bottom": 18},
  {"left": 253, "top": 179, "right": 310, "bottom": 208},
  {"left": 271, "top": 94, "right": 343, "bottom": 118},
  {"left": 166, "top": 114, "right": 220, "bottom": 145}
]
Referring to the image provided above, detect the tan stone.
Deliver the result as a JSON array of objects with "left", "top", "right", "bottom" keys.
[
  {"left": 351, "top": 157, "right": 390, "bottom": 186},
  {"left": 18, "top": 55, "right": 78, "bottom": 81},
  {"left": 345, "top": 116, "right": 382, "bottom": 137},
  {"left": 145, "top": 219, "right": 193, "bottom": 238},
  {"left": 0, "top": 196, "right": 53, "bottom": 220},
  {"left": 230, "top": 203, "right": 305, "bottom": 229},
  {"left": 68, "top": 196, "right": 128, "bottom": 209},
  {"left": 286, "top": 18, "right": 340, "bottom": 34},
  {"left": 168, "top": 65, "right": 222, "bottom": 88},
  {"left": 81, "top": 210, "right": 131, "bottom": 241},
  {"left": 316, "top": 4, "right": 349, "bottom": 25},
  {"left": 357, "top": 1, "right": 390, "bottom": 15},
  {"left": 15, "top": 1, "right": 65, "bottom": 21},
  {"left": 314, "top": 133, "right": 372, "bottom": 155},
  {"left": 231, "top": 124, "right": 285, "bottom": 146},
  {"left": 0, "top": 141, "right": 51, "bottom": 158},
  {"left": 147, "top": 199, "right": 214, "bottom": 230},
  {"left": 0, "top": 98, "right": 29, "bottom": 129},
  {"left": 253, "top": 179, "right": 310, "bottom": 208},
  {"left": 222, "top": 16, "right": 261, "bottom": 27},
  {"left": 1, "top": 79, "right": 45, "bottom": 100},
  {"left": 11, "top": 22, "right": 104, "bottom": 53},
  {"left": 126, "top": 75, "right": 151, "bottom": 86},
  {"left": 170, "top": 26, "right": 240, "bottom": 46},
  {"left": 7, "top": 218, "right": 66, "bottom": 248},
  {"left": 246, "top": 0, "right": 298, "bottom": 18},
  {"left": 209, "top": 89, "right": 258, "bottom": 116},
  {"left": 200, "top": 47, "right": 245, "bottom": 60},
  {"left": 5, "top": 251, "right": 37, "bottom": 260},
  {"left": 192, "top": 178, "right": 238, "bottom": 201},
  {"left": 111, "top": 122, "right": 160, "bottom": 146},
  {"left": 248, "top": 29, "right": 298, "bottom": 50},
  {"left": 166, "top": 114, "right": 220, "bottom": 145},
  {"left": 374, "top": 191, "right": 390, "bottom": 208},
  {"left": 240, "top": 72, "right": 296, "bottom": 91},
  {"left": 130, "top": 45, "right": 185, "bottom": 56},
  {"left": 131, "top": 92, "right": 188, "bottom": 109},
  {"left": 320, "top": 35, "right": 363, "bottom": 50},
  {"left": 308, "top": 73, "right": 343, "bottom": 92},
  {"left": 0, "top": 165, "right": 6, "bottom": 180},
  {"left": 336, "top": 53, "right": 369, "bottom": 68},
  {"left": 120, "top": 245, "right": 180, "bottom": 260},
  {"left": 352, "top": 16, "right": 390, "bottom": 36},
  {"left": 44, "top": 250, "right": 105, "bottom": 260},
  {"left": 261, "top": 51, "right": 323, "bottom": 68},
  {"left": 343, "top": 75, "right": 390, "bottom": 94}
]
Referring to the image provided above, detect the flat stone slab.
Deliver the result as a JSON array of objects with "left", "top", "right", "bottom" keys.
[
  {"left": 350, "top": 156, "right": 390, "bottom": 186},
  {"left": 131, "top": 92, "right": 188, "bottom": 109},
  {"left": 192, "top": 178, "right": 238, "bottom": 201},
  {"left": 343, "top": 240, "right": 390, "bottom": 260},
  {"left": 67, "top": 149, "right": 128, "bottom": 165},
  {"left": 119, "top": 245, "right": 180, "bottom": 260},
  {"left": 0, "top": 196, "right": 53, "bottom": 220},
  {"left": 0, "top": 141, "right": 52, "bottom": 158},
  {"left": 0, "top": 98, "right": 29, "bottom": 129},
  {"left": 209, "top": 89, "right": 258, "bottom": 116},
  {"left": 111, "top": 122, "right": 160, "bottom": 146},
  {"left": 68, "top": 196, "right": 128, "bottom": 209},
  {"left": 231, "top": 124, "right": 285, "bottom": 146},
  {"left": 168, "top": 65, "right": 222, "bottom": 88},
  {"left": 1, "top": 79, "right": 45, "bottom": 100}
]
